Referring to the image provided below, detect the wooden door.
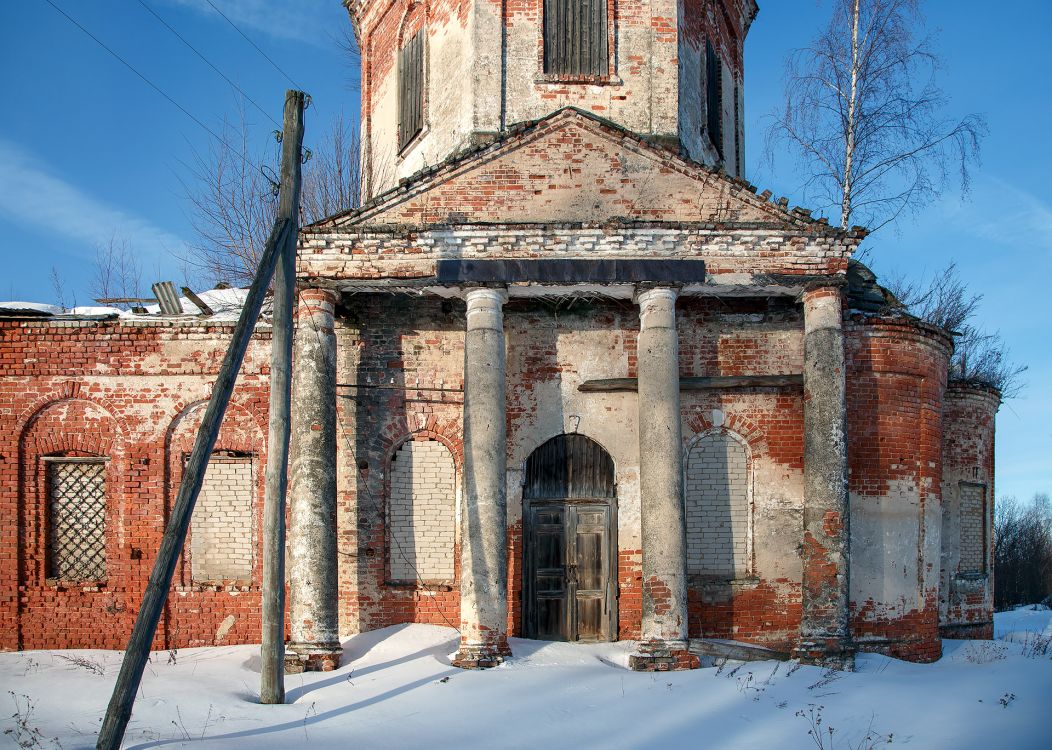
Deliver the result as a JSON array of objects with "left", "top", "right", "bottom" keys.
[{"left": 524, "top": 434, "right": 616, "bottom": 642}]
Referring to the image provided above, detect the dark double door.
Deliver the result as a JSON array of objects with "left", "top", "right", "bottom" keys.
[{"left": 523, "top": 434, "right": 617, "bottom": 643}]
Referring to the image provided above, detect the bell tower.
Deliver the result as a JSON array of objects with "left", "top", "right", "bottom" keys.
[{"left": 346, "top": 0, "right": 759, "bottom": 199}]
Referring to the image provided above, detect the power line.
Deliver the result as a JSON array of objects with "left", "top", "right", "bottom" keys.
[
  {"left": 134, "top": 0, "right": 281, "bottom": 130},
  {"left": 201, "top": 0, "right": 304, "bottom": 92},
  {"left": 41, "top": 0, "right": 271, "bottom": 183}
]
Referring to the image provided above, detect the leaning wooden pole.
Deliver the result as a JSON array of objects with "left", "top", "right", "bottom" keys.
[
  {"left": 260, "top": 89, "right": 305, "bottom": 704},
  {"left": 96, "top": 218, "right": 290, "bottom": 750}
]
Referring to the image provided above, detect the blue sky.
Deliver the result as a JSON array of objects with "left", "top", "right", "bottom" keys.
[{"left": 1, "top": 1, "right": 1048, "bottom": 502}]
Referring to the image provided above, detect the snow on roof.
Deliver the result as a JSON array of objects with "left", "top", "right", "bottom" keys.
[
  {"left": 69, "top": 305, "right": 125, "bottom": 317},
  {"left": 0, "top": 287, "right": 256, "bottom": 322},
  {"left": 0, "top": 300, "right": 64, "bottom": 316}
]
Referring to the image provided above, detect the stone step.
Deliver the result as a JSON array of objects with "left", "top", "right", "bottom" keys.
[{"left": 689, "top": 638, "right": 790, "bottom": 664}]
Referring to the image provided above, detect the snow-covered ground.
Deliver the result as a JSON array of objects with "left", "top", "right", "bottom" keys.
[{"left": 3, "top": 608, "right": 1050, "bottom": 749}]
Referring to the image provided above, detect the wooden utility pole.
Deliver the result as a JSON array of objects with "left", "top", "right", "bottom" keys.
[
  {"left": 260, "top": 89, "right": 305, "bottom": 704},
  {"left": 97, "top": 90, "right": 306, "bottom": 750}
]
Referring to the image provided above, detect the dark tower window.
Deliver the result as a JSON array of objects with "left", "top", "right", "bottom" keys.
[
  {"left": 399, "top": 30, "right": 424, "bottom": 151},
  {"left": 705, "top": 38, "right": 724, "bottom": 158},
  {"left": 543, "top": 0, "right": 609, "bottom": 78}
]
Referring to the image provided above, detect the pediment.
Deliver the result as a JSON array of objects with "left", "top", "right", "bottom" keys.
[{"left": 314, "top": 108, "right": 834, "bottom": 232}]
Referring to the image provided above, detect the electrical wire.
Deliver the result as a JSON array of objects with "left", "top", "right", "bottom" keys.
[
  {"left": 201, "top": 0, "right": 304, "bottom": 92},
  {"left": 41, "top": 0, "right": 268, "bottom": 180},
  {"left": 134, "top": 0, "right": 282, "bottom": 130}
]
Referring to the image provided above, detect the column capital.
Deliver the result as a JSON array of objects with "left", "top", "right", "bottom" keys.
[
  {"left": 464, "top": 286, "right": 509, "bottom": 305},
  {"left": 633, "top": 286, "right": 678, "bottom": 306},
  {"left": 297, "top": 287, "right": 339, "bottom": 311},
  {"left": 465, "top": 287, "right": 508, "bottom": 332},
  {"left": 802, "top": 286, "right": 844, "bottom": 336},
  {"left": 635, "top": 286, "right": 678, "bottom": 330}
]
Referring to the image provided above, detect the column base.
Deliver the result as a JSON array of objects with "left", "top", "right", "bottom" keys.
[
  {"left": 452, "top": 636, "right": 512, "bottom": 670},
  {"left": 284, "top": 642, "right": 343, "bottom": 673},
  {"left": 791, "top": 638, "right": 855, "bottom": 671},
  {"left": 629, "top": 640, "right": 700, "bottom": 672}
]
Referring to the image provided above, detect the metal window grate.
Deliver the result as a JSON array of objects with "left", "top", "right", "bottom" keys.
[
  {"left": 543, "top": 0, "right": 609, "bottom": 78},
  {"left": 47, "top": 461, "right": 107, "bottom": 581}
]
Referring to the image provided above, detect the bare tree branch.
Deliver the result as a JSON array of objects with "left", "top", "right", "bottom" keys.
[
  {"left": 884, "top": 263, "right": 1026, "bottom": 397},
  {"left": 91, "top": 233, "right": 143, "bottom": 309},
  {"left": 767, "top": 0, "right": 987, "bottom": 231},
  {"left": 179, "top": 104, "right": 364, "bottom": 287}
]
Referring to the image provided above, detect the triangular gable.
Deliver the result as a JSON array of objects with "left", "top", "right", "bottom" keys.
[{"left": 314, "top": 108, "right": 840, "bottom": 233}]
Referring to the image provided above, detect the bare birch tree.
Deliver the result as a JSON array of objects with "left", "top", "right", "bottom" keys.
[
  {"left": 181, "top": 108, "right": 363, "bottom": 286},
  {"left": 768, "top": 0, "right": 986, "bottom": 231}
]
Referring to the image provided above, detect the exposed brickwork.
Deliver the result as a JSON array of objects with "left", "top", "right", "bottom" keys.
[
  {"left": 846, "top": 314, "right": 953, "bottom": 663},
  {"left": 350, "top": 0, "right": 757, "bottom": 194},
  {"left": 2, "top": 288, "right": 992, "bottom": 666},
  {"left": 0, "top": 317, "right": 271, "bottom": 651}
]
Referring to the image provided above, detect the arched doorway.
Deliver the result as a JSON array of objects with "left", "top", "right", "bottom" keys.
[{"left": 523, "top": 434, "right": 617, "bottom": 642}]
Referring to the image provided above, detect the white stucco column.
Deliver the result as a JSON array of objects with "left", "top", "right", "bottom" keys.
[
  {"left": 796, "top": 285, "right": 853, "bottom": 669},
  {"left": 453, "top": 287, "right": 512, "bottom": 668},
  {"left": 286, "top": 288, "right": 342, "bottom": 673},
  {"left": 630, "top": 287, "right": 696, "bottom": 671}
]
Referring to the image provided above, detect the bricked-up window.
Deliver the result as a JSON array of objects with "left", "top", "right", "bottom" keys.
[
  {"left": 388, "top": 440, "right": 456, "bottom": 582},
  {"left": 543, "top": 0, "right": 609, "bottom": 78},
  {"left": 705, "top": 38, "right": 724, "bottom": 157},
  {"left": 46, "top": 459, "right": 107, "bottom": 582},
  {"left": 686, "top": 432, "right": 750, "bottom": 577},
  {"left": 959, "top": 482, "right": 987, "bottom": 575},
  {"left": 190, "top": 454, "right": 254, "bottom": 582},
  {"left": 398, "top": 30, "right": 424, "bottom": 151}
]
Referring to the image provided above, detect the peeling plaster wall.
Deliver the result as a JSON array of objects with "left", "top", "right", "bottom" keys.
[
  {"left": 352, "top": 0, "right": 756, "bottom": 195},
  {"left": 359, "top": 0, "right": 474, "bottom": 199},
  {"left": 679, "top": 298, "right": 805, "bottom": 651},
  {"left": 845, "top": 315, "right": 953, "bottom": 663},
  {"left": 331, "top": 294, "right": 807, "bottom": 649}
]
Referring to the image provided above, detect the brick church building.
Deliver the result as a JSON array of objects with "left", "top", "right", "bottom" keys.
[{"left": 0, "top": 0, "right": 998, "bottom": 671}]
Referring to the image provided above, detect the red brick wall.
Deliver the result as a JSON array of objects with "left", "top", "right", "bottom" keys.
[
  {"left": 845, "top": 315, "right": 952, "bottom": 663},
  {"left": 4, "top": 296, "right": 969, "bottom": 665},
  {"left": 0, "top": 318, "right": 271, "bottom": 651}
]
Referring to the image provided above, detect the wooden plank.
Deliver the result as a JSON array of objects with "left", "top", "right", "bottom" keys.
[
  {"left": 260, "top": 89, "right": 305, "bottom": 706},
  {"left": 578, "top": 375, "right": 804, "bottom": 392},
  {"left": 96, "top": 218, "right": 291, "bottom": 750}
]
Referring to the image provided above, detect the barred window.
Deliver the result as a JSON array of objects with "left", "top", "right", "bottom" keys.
[
  {"left": 959, "top": 482, "right": 987, "bottom": 575},
  {"left": 398, "top": 30, "right": 425, "bottom": 151},
  {"left": 46, "top": 459, "right": 107, "bottom": 582},
  {"left": 705, "top": 38, "right": 723, "bottom": 157},
  {"left": 190, "top": 453, "right": 255, "bottom": 582},
  {"left": 543, "top": 0, "right": 609, "bottom": 78}
]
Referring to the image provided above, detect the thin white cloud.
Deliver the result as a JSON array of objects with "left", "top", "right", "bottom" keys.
[
  {"left": 942, "top": 176, "right": 1052, "bottom": 253},
  {"left": 166, "top": 0, "right": 342, "bottom": 46},
  {"left": 0, "top": 138, "right": 187, "bottom": 262}
]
